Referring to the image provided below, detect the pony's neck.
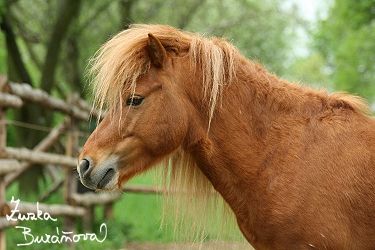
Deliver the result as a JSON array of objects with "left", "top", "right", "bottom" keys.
[
  {"left": 186, "top": 58, "right": 309, "bottom": 228},
  {"left": 182, "top": 44, "right": 367, "bottom": 245}
]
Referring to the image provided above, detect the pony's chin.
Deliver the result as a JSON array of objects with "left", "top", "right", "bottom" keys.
[
  {"left": 95, "top": 178, "right": 119, "bottom": 191},
  {"left": 96, "top": 186, "right": 118, "bottom": 192},
  {"left": 81, "top": 176, "right": 118, "bottom": 191}
]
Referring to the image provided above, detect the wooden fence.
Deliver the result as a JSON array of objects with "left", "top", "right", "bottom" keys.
[{"left": 0, "top": 74, "right": 160, "bottom": 249}]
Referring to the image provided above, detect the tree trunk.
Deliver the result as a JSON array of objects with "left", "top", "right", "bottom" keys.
[
  {"left": 40, "top": 0, "right": 82, "bottom": 94},
  {"left": 0, "top": 16, "right": 32, "bottom": 84},
  {"left": 65, "top": 37, "right": 83, "bottom": 94}
]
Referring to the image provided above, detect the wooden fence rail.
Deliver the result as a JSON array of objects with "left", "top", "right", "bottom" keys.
[
  {"left": 0, "top": 74, "right": 118, "bottom": 250},
  {"left": 5, "top": 82, "right": 91, "bottom": 120},
  {"left": 4, "top": 118, "right": 70, "bottom": 187},
  {"left": 0, "top": 92, "right": 22, "bottom": 109},
  {"left": 0, "top": 74, "right": 162, "bottom": 250},
  {"left": 1, "top": 147, "right": 77, "bottom": 167}
]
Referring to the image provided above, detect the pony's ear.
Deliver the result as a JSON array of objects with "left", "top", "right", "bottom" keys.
[{"left": 147, "top": 33, "right": 166, "bottom": 68}]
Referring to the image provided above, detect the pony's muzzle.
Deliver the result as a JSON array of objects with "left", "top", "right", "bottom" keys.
[{"left": 77, "top": 157, "right": 117, "bottom": 190}]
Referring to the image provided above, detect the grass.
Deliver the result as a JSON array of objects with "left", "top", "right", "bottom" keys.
[{"left": 101, "top": 172, "right": 176, "bottom": 243}]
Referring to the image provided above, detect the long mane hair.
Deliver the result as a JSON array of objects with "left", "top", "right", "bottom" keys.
[{"left": 89, "top": 24, "right": 241, "bottom": 240}]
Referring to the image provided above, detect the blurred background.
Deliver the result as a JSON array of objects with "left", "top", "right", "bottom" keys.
[
  {"left": 1, "top": 0, "right": 375, "bottom": 249},
  {"left": 1, "top": 0, "right": 375, "bottom": 147}
]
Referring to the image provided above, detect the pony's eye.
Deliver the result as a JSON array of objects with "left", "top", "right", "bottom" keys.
[{"left": 126, "top": 96, "right": 144, "bottom": 106}]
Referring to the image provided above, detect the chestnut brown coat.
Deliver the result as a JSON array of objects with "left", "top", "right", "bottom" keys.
[{"left": 78, "top": 24, "right": 375, "bottom": 249}]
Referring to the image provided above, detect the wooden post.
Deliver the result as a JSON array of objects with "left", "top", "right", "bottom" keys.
[
  {"left": 0, "top": 75, "right": 7, "bottom": 250},
  {"left": 63, "top": 93, "right": 79, "bottom": 249},
  {"left": 104, "top": 202, "right": 114, "bottom": 220},
  {"left": 83, "top": 206, "right": 94, "bottom": 231}
]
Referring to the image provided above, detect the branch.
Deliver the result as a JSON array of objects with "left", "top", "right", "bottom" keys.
[
  {"left": 0, "top": 160, "right": 21, "bottom": 175},
  {"left": 73, "top": 2, "right": 112, "bottom": 36},
  {"left": 0, "top": 92, "right": 23, "bottom": 108},
  {"left": 1, "top": 147, "right": 77, "bottom": 167},
  {"left": 7, "top": 82, "right": 90, "bottom": 121}
]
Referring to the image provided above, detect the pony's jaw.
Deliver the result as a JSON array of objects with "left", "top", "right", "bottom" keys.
[{"left": 78, "top": 155, "right": 120, "bottom": 191}]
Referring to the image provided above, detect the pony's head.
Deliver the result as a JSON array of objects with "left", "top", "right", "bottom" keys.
[{"left": 78, "top": 24, "right": 238, "bottom": 191}]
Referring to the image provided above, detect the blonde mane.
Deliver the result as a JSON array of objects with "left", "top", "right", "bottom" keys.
[{"left": 89, "top": 24, "right": 241, "bottom": 241}]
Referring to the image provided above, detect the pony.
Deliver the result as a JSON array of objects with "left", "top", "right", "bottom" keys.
[{"left": 77, "top": 24, "right": 375, "bottom": 249}]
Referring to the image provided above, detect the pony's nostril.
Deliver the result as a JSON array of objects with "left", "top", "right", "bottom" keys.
[
  {"left": 97, "top": 168, "right": 115, "bottom": 189},
  {"left": 79, "top": 158, "right": 91, "bottom": 177}
]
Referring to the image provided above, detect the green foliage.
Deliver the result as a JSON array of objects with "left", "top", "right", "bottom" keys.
[
  {"left": 286, "top": 52, "right": 330, "bottom": 88},
  {"left": 194, "top": 0, "right": 299, "bottom": 75},
  {"left": 0, "top": 0, "right": 4, "bottom": 17},
  {"left": 5, "top": 109, "right": 17, "bottom": 146},
  {"left": 315, "top": 0, "right": 375, "bottom": 102},
  {"left": 3, "top": 0, "right": 301, "bottom": 97},
  {"left": 132, "top": 0, "right": 300, "bottom": 75},
  {"left": 0, "top": 33, "right": 6, "bottom": 73},
  {"left": 111, "top": 173, "right": 175, "bottom": 243}
]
